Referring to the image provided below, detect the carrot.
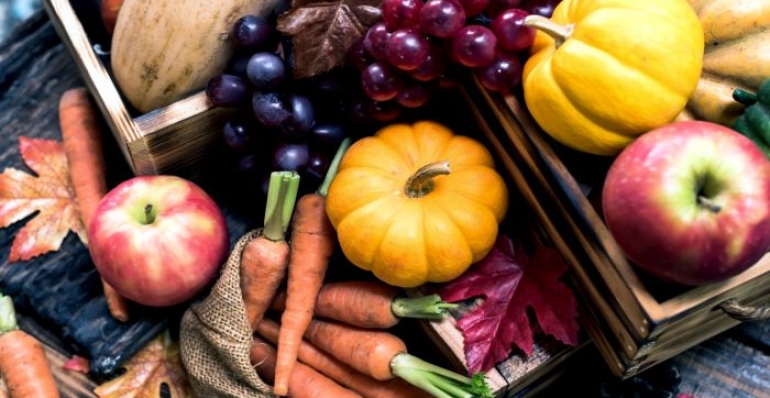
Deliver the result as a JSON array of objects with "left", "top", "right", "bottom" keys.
[
  {"left": 272, "top": 138, "right": 351, "bottom": 396},
  {"left": 240, "top": 171, "right": 300, "bottom": 331},
  {"left": 270, "top": 280, "right": 457, "bottom": 329},
  {"left": 256, "top": 318, "right": 432, "bottom": 398},
  {"left": 59, "top": 87, "right": 130, "bottom": 323},
  {"left": 249, "top": 335, "right": 362, "bottom": 398},
  {"left": 0, "top": 293, "right": 60, "bottom": 398},
  {"left": 301, "top": 317, "right": 493, "bottom": 398}
]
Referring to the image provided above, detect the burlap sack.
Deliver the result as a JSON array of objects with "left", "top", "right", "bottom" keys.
[{"left": 179, "top": 229, "right": 275, "bottom": 398}]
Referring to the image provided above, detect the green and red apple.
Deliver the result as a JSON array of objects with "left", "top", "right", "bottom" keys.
[
  {"left": 602, "top": 120, "right": 770, "bottom": 286},
  {"left": 88, "top": 175, "right": 229, "bottom": 307}
]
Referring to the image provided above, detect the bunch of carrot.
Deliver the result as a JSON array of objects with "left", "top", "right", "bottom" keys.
[
  {"left": 237, "top": 139, "right": 491, "bottom": 397},
  {"left": 254, "top": 286, "right": 493, "bottom": 398},
  {"left": 0, "top": 292, "right": 60, "bottom": 398},
  {"left": 59, "top": 88, "right": 130, "bottom": 322}
]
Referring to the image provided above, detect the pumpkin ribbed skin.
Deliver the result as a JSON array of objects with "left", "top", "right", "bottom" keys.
[
  {"left": 678, "top": 0, "right": 770, "bottom": 126},
  {"left": 522, "top": 0, "right": 704, "bottom": 156},
  {"left": 325, "top": 121, "right": 508, "bottom": 288}
]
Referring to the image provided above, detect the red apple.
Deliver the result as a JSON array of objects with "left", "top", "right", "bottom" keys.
[
  {"left": 88, "top": 175, "right": 229, "bottom": 307},
  {"left": 601, "top": 120, "right": 770, "bottom": 286}
]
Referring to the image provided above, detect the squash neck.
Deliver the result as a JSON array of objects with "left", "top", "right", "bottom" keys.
[
  {"left": 524, "top": 14, "right": 574, "bottom": 48},
  {"left": 405, "top": 161, "right": 451, "bottom": 198}
]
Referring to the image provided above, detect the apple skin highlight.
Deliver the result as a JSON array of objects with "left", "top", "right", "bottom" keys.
[
  {"left": 601, "top": 120, "right": 770, "bottom": 286},
  {"left": 87, "top": 175, "right": 230, "bottom": 307}
]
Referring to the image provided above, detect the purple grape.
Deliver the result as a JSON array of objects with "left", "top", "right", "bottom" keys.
[
  {"left": 232, "top": 15, "right": 276, "bottom": 50},
  {"left": 304, "top": 150, "right": 331, "bottom": 183},
  {"left": 272, "top": 142, "right": 309, "bottom": 172},
  {"left": 386, "top": 29, "right": 430, "bottom": 71},
  {"left": 485, "top": 0, "right": 523, "bottom": 17},
  {"left": 383, "top": 0, "right": 423, "bottom": 30},
  {"left": 363, "top": 99, "right": 402, "bottom": 122},
  {"left": 491, "top": 9, "right": 536, "bottom": 52},
  {"left": 235, "top": 153, "right": 261, "bottom": 173},
  {"left": 521, "top": 0, "right": 558, "bottom": 17},
  {"left": 227, "top": 52, "right": 251, "bottom": 77},
  {"left": 409, "top": 41, "right": 446, "bottom": 81},
  {"left": 363, "top": 22, "right": 392, "bottom": 61},
  {"left": 475, "top": 51, "right": 522, "bottom": 93},
  {"left": 361, "top": 62, "right": 404, "bottom": 101},
  {"left": 252, "top": 92, "right": 291, "bottom": 127},
  {"left": 452, "top": 25, "right": 497, "bottom": 67},
  {"left": 247, "top": 52, "right": 286, "bottom": 91},
  {"left": 395, "top": 81, "right": 432, "bottom": 108},
  {"left": 282, "top": 94, "right": 316, "bottom": 135},
  {"left": 419, "top": 0, "right": 466, "bottom": 39},
  {"left": 222, "top": 117, "right": 254, "bottom": 152},
  {"left": 206, "top": 74, "right": 252, "bottom": 107},
  {"left": 310, "top": 124, "right": 346, "bottom": 150},
  {"left": 457, "top": 0, "right": 489, "bottom": 17},
  {"left": 347, "top": 36, "right": 375, "bottom": 70}
]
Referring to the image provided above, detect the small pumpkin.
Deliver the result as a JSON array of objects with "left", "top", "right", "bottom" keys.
[
  {"left": 325, "top": 121, "right": 509, "bottom": 288},
  {"left": 678, "top": 0, "right": 770, "bottom": 126},
  {"left": 522, "top": 0, "right": 704, "bottom": 156}
]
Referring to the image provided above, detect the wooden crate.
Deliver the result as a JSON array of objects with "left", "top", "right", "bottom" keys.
[
  {"left": 42, "top": 0, "right": 235, "bottom": 179},
  {"left": 39, "top": 2, "right": 595, "bottom": 395},
  {"left": 465, "top": 76, "right": 770, "bottom": 379}
]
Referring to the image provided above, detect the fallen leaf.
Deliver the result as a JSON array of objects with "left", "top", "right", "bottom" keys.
[
  {"left": 435, "top": 234, "right": 581, "bottom": 374},
  {"left": 0, "top": 137, "right": 86, "bottom": 262},
  {"left": 94, "top": 331, "right": 193, "bottom": 398},
  {"left": 277, "top": 0, "right": 382, "bottom": 79}
]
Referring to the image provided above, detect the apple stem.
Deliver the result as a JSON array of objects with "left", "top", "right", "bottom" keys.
[
  {"left": 263, "top": 171, "right": 301, "bottom": 242},
  {"left": 318, "top": 137, "right": 352, "bottom": 198},
  {"left": 143, "top": 204, "right": 156, "bottom": 224},
  {"left": 697, "top": 196, "right": 722, "bottom": 213}
]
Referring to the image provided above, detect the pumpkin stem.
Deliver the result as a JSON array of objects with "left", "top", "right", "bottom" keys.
[
  {"left": 405, "top": 161, "right": 451, "bottom": 198},
  {"left": 524, "top": 14, "right": 574, "bottom": 47}
]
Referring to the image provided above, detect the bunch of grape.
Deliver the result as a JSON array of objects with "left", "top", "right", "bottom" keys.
[
  {"left": 352, "top": 0, "right": 559, "bottom": 106},
  {"left": 205, "top": 15, "right": 349, "bottom": 195}
]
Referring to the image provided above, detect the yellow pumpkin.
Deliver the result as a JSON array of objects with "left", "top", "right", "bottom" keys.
[
  {"left": 678, "top": 0, "right": 770, "bottom": 126},
  {"left": 325, "top": 121, "right": 509, "bottom": 288},
  {"left": 522, "top": 0, "right": 705, "bottom": 156}
]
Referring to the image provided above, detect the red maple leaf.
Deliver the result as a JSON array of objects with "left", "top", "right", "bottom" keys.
[{"left": 435, "top": 234, "right": 581, "bottom": 374}]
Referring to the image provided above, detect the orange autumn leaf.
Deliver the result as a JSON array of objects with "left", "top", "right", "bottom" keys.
[
  {"left": 94, "top": 331, "right": 193, "bottom": 398},
  {"left": 0, "top": 137, "right": 86, "bottom": 262}
]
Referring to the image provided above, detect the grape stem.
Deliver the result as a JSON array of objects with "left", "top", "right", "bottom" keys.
[
  {"left": 263, "top": 171, "right": 301, "bottom": 242},
  {"left": 524, "top": 14, "right": 574, "bottom": 47}
]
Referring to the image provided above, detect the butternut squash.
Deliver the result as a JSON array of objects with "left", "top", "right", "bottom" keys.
[
  {"left": 110, "top": 0, "right": 281, "bottom": 113},
  {"left": 678, "top": 0, "right": 770, "bottom": 126}
]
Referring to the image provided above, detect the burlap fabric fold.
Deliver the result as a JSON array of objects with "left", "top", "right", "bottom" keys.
[{"left": 179, "top": 229, "right": 275, "bottom": 398}]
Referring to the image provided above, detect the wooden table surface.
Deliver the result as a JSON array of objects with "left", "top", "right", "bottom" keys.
[{"left": 1, "top": 10, "right": 770, "bottom": 398}]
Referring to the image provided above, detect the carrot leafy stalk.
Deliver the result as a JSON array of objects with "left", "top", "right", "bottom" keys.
[
  {"left": 391, "top": 294, "right": 458, "bottom": 320},
  {"left": 389, "top": 354, "right": 493, "bottom": 398},
  {"left": 241, "top": 171, "right": 300, "bottom": 332},
  {"left": 0, "top": 292, "right": 61, "bottom": 398},
  {"left": 273, "top": 137, "right": 350, "bottom": 396},
  {"left": 299, "top": 316, "right": 493, "bottom": 398},
  {"left": 0, "top": 294, "right": 16, "bottom": 333}
]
